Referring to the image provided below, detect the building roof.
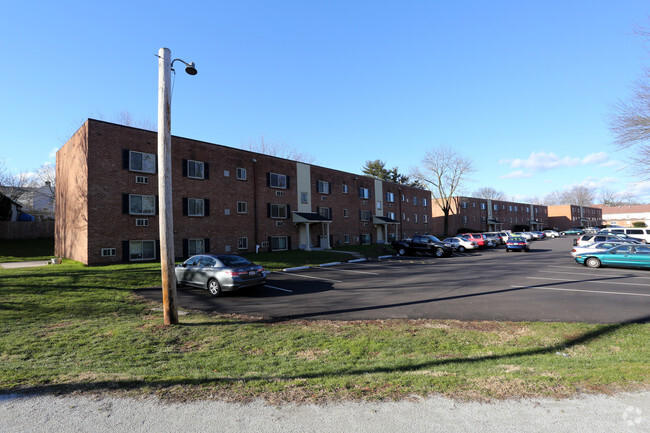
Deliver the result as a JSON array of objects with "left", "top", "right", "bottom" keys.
[{"left": 595, "top": 204, "right": 650, "bottom": 215}]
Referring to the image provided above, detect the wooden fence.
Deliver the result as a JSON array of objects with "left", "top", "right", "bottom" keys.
[{"left": 0, "top": 221, "right": 54, "bottom": 239}]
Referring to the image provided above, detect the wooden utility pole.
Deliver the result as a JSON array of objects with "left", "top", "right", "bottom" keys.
[{"left": 157, "top": 47, "right": 178, "bottom": 325}]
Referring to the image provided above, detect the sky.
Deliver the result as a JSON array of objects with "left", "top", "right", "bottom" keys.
[{"left": 2, "top": 0, "right": 650, "bottom": 203}]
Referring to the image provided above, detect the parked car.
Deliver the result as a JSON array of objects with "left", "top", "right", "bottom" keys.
[
  {"left": 391, "top": 235, "right": 453, "bottom": 257},
  {"left": 543, "top": 230, "right": 560, "bottom": 238},
  {"left": 598, "top": 227, "right": 650, "bottom": 243},
  {"left": 505, "top": 236, "right": 530, "bottom": 252},
  {"left": 498, "top": 231, "right": 512, "bottom": 242},
  {"left": 482, "top": 232, "right": 504, "bottom": 245},
  {"left": 574, "top": 244, "right": 650, "bottom": 269},
  {"left": 563, "top": 228, "right": 584, "bottom": 235},
  {"left": 175, "top": 254, "right": 266, "bottom": 296},
  {"left": 443, "top": 237, "right": 479, "bottom": 252},
  {"left": 459, "top": 233, "right": 487, "bottom": 248},
  {"left": 512, "top": 232, "right": 534, "bottom": 241},
  {"left": 574, "top": 234, "right": 641, "bottom": 247},
  {"left": 570, "top": 241, "right": 637, "bottom": 258}
]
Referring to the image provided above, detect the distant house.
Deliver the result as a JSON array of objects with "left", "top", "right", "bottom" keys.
[
  {"left": 594, "top": 204, "right": 650, "bottom": 227},
  {"left": 547, "top": 205, "right": 602, "bottom": 231},
  {"left": 0, "top": 192, "right": 23, "bottom": 221}
]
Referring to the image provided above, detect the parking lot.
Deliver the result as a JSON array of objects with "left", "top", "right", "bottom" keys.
[{"left": 137, "top": 237, "right": 650, "bottom": 324}]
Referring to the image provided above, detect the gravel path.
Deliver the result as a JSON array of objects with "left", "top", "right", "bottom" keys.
[{"left": 1, "top": 392, "right": 648, "bottom": 432}]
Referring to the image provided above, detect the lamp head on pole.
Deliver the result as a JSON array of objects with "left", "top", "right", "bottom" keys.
[{"left": 171, "top": 58, "right": 198, "bottom": 75}]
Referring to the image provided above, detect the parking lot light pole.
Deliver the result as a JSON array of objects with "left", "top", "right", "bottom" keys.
[{"left": 157, "top": 47, "right": 197, "bottom": 325}]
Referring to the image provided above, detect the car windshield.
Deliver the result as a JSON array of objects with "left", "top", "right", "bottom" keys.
[
  {"left": 218, "top": 255, "right": 252, "bottom": 267},
  {"left": 509, "top": 237, "right": 525, "bottom": 242},
  {"left": 425, "top": 236, "right": 441, "bottom": 242}
]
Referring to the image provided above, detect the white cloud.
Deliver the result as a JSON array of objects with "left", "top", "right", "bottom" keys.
[
  {"left": 499, "top": 170, "right": 532, "bottom": 179},
  {"left": 499, "top": 151, "right": 613, "bottom": 173}
]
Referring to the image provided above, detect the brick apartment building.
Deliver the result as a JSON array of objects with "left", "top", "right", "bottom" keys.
[
  {"left": 547, "top": 205, "right": 603, "bottom": 231},
  {"left": 431, "top": 196, "right": 548, "bottom": 235},
  {"left": 56, "top": 120, "right": 432, "bottom": 265}
]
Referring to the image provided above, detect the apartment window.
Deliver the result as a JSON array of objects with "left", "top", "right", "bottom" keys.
[
  {"left": 342, "top": 184, "right": 348, "bottom": 194},
  {"left": 238, "top": 237, "right": 248, "bottom": 250},
  {"left": 188, "top": 198, "right": 205, "bottom": 216},
  {"left": 129, "top": 240, "right": 156, "bottom": 261},
  {"left": 514, "top": 206, "right": 518, "bottom": 212},
  {"left": 129, "top": 194, "right": 156, "bottom": 215},
  {"left": 237, "top": 201, "right": 248, "bottom": 214},
  {"left": 135, "top": 218, "right": 149, "bottom": 227},
  {"left": 461, "top": 201, "right": 468, "bottom": 209},
  {"left": 494, "top": 204, "right": 499, "bottom": 211},
  {"left": 360, "top": 209, "right": 372, "bottom": 221},
  {"left": 480, "top": 203, "right": 486, "bottom": 210},
  {"left": 101, "top": 248, "right": 116, "bottom": 257},
  {"left": 423, "top": 215, "right": 428, "bottom": 223},
  {"left": 318, "top": 207, "right": 332, "bottom": 219},
  {"left": 360, "top": 234, "right": 371, "bottom": 245},
  {"left": 317, "top": 180, "right": 331, "bottom": 194},
  {"left": 300, "top": 192, "right": 309, "bottom": 204},
  {"left": 270, "top": 204, "right": 287, "bottom": 219},
  {"left": 135, "top": 176, "right": 148, "bottom": 184},
  {"left": 401, "top": 212, "right": 406, "bottom": 220},
  {"left": 359, "top": 187, "right": 370, "bottom": 199},
  {"left": 413, "top": 197, "right": 418, "bottom": 206},
  {"left": 187, "top": 160, "right": 205, "bottom": 179},
  {"left": 236, "top": 167, "right": 247, "bottom": 180},
  {"left": 386, "top": 192, "right": 395, "bottom": 202},
  {"left": 271, "top": 236, "right": 288, "bottom": 251},
  {"left": 188, "top": 239, "right": 205, "bottom": 256},
  {"left": 414, "top": 214, "right": 419, "bottom": 223},
  {"left": 343, "top": 209, "right": 350, "bottom": 218},
  {"left": 462, "top": 216, "right": 468, "bottom": 224},
  {"left": 509, "top": 206, "right": 513, "bottom": 211},
  {"left": 269, "top": 173, "right": 287, "bottom": 189},
  {"left": 387, "top": 212, "right": 396, "bottom": 220},
  {"left": 376, "top": 201, "right": 382, "bottom": 210},
  {"left": 129, "top": 151, "right": 156, "bottom": 174},
  {"left": 343, "top": 234, "right": 350, "bottom": 244},
  {"left": 422, "top": 198, "right": 428, "bottom": 207}
]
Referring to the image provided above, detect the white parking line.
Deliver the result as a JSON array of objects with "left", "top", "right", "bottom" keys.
[
  {"left": 315, "top": 268, "right": 380, "bottom": 275},
  {"left": 264, "top": 285, "right": 293, "bottom": 293},
  {"left": 275, "top": 271, "right": 343, "bottom": 283},
  {"left": 539, "top": 270, "right": 650, "bottom": 280},
  {"left": 527, "top": 276, "right": 650, "bottom": 287},
  {"left": 512, "top": 285, "right": 650, "bottom": 297}
]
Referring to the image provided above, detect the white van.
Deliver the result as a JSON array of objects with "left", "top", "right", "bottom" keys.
[{"left": 598, "top": 227, "right": 650, "bottom": 243}]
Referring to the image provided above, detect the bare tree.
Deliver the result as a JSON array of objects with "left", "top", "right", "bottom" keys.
[
  {"left": 562, "top": 185, "right": 595, "bottom": 207},
  {"left": 410, "top": 146, "right": 475, "bottom": 236},
  {"left": 242, "top": 135, "right": 315, "bottom": 164},
  {"left": 0, "top": 159, "right": 33, "bottom": 202},
  {"left": 542, "top": 191, "right": 565, "bottom": 206},
  {"left": 609, "top": 25, "right": 650, "bottom": 180},
  {"left": 599, "top": 187, "right": 639, "bottom": 206},
  {"left": 472, "top": 187, "right": 506, "bottom": 200}
]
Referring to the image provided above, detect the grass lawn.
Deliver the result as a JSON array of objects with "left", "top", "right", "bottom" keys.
[{"left": 0, "top": 242, "right": 648, "bottom": 403}]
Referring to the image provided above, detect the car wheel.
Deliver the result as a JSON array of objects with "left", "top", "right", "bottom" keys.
[
  {"left": 207, "top": 278, "right": 222, "bottom": 296},
  {"left": 525, "top": 247, "right": 530, "bottom": 252},
  {"left": 585, "top": 257, "right": 601, "bottom": 268},
  {"left": 458, "top": 246, "right": 465, "bottom": 253},
  {"left": 505, "top": 248, "right": 510, "bottom": 252},
  {"left": 398, "top": 247, "right": 406, "bottom": 256},
  {"left": 434, "top": 248, "right": 444, "bottom": 258}
]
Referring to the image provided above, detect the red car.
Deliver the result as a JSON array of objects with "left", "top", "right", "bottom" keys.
[{"left": 460, "top": 233, "right": 486, "bottom": 248}]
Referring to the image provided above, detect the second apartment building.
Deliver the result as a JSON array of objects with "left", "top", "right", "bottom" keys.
[{"left": 56, "top": 120, "right": 432, "bottom": 265}]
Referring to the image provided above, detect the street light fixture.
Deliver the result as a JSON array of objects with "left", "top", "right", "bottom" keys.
[{"left": 157, "top": 47, "right": 197, "bottom": 325}]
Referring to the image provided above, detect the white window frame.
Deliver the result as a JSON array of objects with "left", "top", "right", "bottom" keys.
[
  {"left": 318, "top": 207, "right": 331, "bottom": 219},
  {"left": 237, "top": 201, "right": 248, "bottom": 214},
  {"left": 271, "top": 236, "right": 288, "bottom": 251},
  {"left": 423, "top": 214, "right": 428, "bottom": 223},
  {"left": 342, "top": 184, "right": 349, "bottom": 194},
  {"left": 270, "top": 173, "right": 287, "bottom": 189},
  {"left": 413, "top": 197, "right": 418, "bottom": 206},
  {"left": 187, "top": 160, "right": 205, "bottom": 179},
  {"left": 270, "top": 204, "right": 287, "bottom": 219},
  {"left": 129, "top": 240, "right": 156, "bottom": 261},
  {"left": 188, "top": 238, "right": 205, "bottom": 256},
  {"left": 238, "top": 237, "right": 248, "bottom": 250},
  {"left": 129, "top": 151, "right": 156, "bottom": 174},
  {"left": 386, "top": 192, "right": 395, "bottom": 203},
  {"left": 360, "top": 234, "right": 371, "bottom": 245},
  {"left": 236, "top": 167, "right": 247, "bottom": 180},
  {"left": 188, "top": 198, "right": 205, "bottom": 217},
  {"left": 129, "top": 194, "right": 156, "bottom": 215},
  {"left": 317, "top": 181, "right": 330, "bottom": 194},
  {"left": 343, "top": 208, "right": 349, "bottom": 218},
  {"left": 359, "top": 187, "right": 370, "bottom": 199},
  {"left": 414, "top": 214, "right": 418, "bottom": 223},
  {"left": 343, "top": 234, "right": 350, "bottom": 244},
  {"left": 101, "top": 248, "right": 116, "bottom": 257},
  {"left": 422, "top": 198, "right": 428, "bottom": 207},
  {"left": 387, "top": 212, "right": 396, "bottom": 220},
  {"left": 360, "top": 210, "right": 372, "bottom": 221}
]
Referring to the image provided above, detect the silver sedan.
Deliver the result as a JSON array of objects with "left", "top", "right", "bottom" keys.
[{"left": 175, "top": 254, "right": 266, "bottom": 296}]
